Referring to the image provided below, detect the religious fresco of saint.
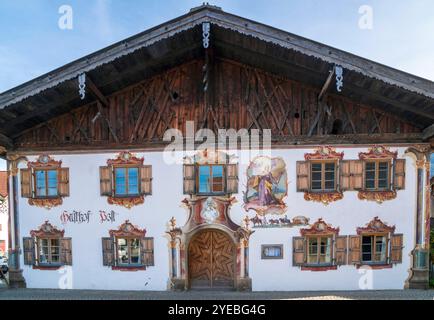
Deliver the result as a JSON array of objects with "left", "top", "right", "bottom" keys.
[{"left": 243, "top": 156, "right": 288, "bottom": 216}]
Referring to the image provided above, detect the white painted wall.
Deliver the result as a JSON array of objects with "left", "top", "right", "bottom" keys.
[{"left": 17, "top": 146, "right": 417, "bottom": 291}]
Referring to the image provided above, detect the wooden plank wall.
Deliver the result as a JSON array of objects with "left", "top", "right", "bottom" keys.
[{"left": 14, "top": 59, "right": 420, "bottom": 150}]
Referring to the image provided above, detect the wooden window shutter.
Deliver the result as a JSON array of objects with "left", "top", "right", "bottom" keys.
[
  {"left": 292, "top": 237, "right": 306, "bottom": 266},
  {"left": 334, "top": 236, "right": 348, "bottom": 265},
  {"left": 390, "top": 234, "right": 404, "bottom": 264},
  {"left": 141, "top": 237, "right": 154, "bottom": 267},
  {"left": 226, "top": 164, "right": 239, "bottom": 194},
  {"left": 393, "top": 159, "right": 406, "bottom": 190},
  {"left": 60, "top": 238, "right": 73, "bottom": 266},
  {"left": 99, "top": 166, "right": 113, "bottom": 196},
  {"left": 102, "top": 237, "right": 115, "bottom": 266},
  {"left": 296, "top": 161, "right": 309, "bottom": 192},
  {"left": 341, "top": 160, "right": 364, "bottom": 191},
  {"left": 140, "top": 165, "right": 152, "bottom": 195},
  {"left": 20, "top": 169, "right": 32, "bottom": 198},
  {"left": 183, "top": 164, "right": 196, "bottom": 195},
  {"left": 58, "top": 168, "right": 70, "bottom": 197},
  {"left": 348, "top": 235, "right": 361, "bottom": 265},
  {"left": 23, "top": 237, "right": 35, "bottom": 266},
  {"left": 339, "top": 161, "right": 351, "bottom": 191}
]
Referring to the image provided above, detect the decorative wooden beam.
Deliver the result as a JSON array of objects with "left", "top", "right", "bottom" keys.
[
  {"left": 0, "top": 132, "right": 13, "bottom": 149},
  {"left": 422, "top": 123, "right": 434, "bottom": 141},
  {"left": 318, "top": 67, "right": 335, "bottom": 102}
]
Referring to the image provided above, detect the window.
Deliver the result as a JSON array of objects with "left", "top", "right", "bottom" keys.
[
  {"left": 102, "top": 221, "right": 154, "bottom": 270},
  {"left": 38, "top": 238, "right": 61, "bottom": 265},
  {"left": 361, "top": 235, "right": 387, "bottom": 264},
  {"left": 116, "top": 238, "right": 141, "bottom": 265},
  {"left": 364, "top": 161, "right": 390, "bottom": 191},
  {"left": 307, "top": 236, "right": 332, "bottom": 265},
  {"left": 35, "top": 169, "right": 58, "bottom": 197},
  {"left": 310, "top": 161, "right": 336, "bottom": 192},
  {"left": 100, "top": 152, "right": 152, "bottom": 208},
  {"left": 23, "top": 221, "right": 72, "bottom": 268},
  {"left": 183, "top": 162, "right": 238, "bottom": 196},
  {"left": 114, "top": 167, "right": 139, "bottom": 196},
  {"left": 261, "top": 245, "right": 283, "bottom": 259},
  {"left": 20, "top": 155, "right": 69, "bottom": 208},
  {"left": 198, "top": 165, "right": 224, "bottom": 194}
]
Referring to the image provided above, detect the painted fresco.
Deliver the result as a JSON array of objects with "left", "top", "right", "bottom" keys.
[{"left": 243, "top": 156, "right": 288, "bottom": 216}]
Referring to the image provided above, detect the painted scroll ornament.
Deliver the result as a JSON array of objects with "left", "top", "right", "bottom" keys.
[{"left": 243, "top": 156, "right": 288, "bottom": 216}]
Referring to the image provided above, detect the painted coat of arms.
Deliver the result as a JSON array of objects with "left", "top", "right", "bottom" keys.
[{"left": 243, "top": 156, "right": 288, "bottom": 216}]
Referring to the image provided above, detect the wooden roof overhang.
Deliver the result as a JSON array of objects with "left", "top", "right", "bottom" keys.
[{"left": 0, "top": 5, "right": 433, "bottom": 150}]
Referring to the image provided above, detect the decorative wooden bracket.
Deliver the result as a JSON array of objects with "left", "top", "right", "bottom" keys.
[{"left": 78, "top": 73, "right": 86, "bottom": 100}]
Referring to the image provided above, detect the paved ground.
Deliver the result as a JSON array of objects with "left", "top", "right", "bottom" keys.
[{"left": 0, "top": 287, "right": 433, "bottom": 300}]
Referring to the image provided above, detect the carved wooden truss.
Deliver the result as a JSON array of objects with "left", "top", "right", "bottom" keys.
[
  {"left": 109, "top": 220, "right": 146, "bottom": 238},
  {"left": 14, "top": 60, "right": 422, "bottom": 151},
  {"left": 30, "top": 221, "right": 65, "bottom": 238},
  {"left": 356, "top": 217, "right": 395, "bottom": 234},
  {"left": 301, "top": 218, "right": 339, "bottom": 236}
]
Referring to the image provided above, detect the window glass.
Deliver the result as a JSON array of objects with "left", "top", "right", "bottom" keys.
[
  {"left": 264, "top": 246, "right": 282, "bottom": 258},
  {"left": 130, "top": 239, "right": 140, "bottom": 264},
  {"left": 35, "top": 170, "right": 47, "bottom": 197},
  {"left": 115, "top": 168, "right": 127, "bottom": 196},
  {"left": 47, "top": 170, "right": 58, "bottom": 196},
  {"left": 362, "top": 236, "right": 372, "bottom": 262},
  {"left": 128, "top": 168, "right": 139, "bottom": 195},
  {"left": 117, "top": 238, "right": 129, "bottom": 264},
  {"left": 50, "top": 239, "right": 60, "bottom": 263},
  {"left": 378, "top": 162, "right": 389, "bottom": 189},
  {"left": 311, "top": 164, "right": 322, "bottom": 190},
  {"left": 198, "top": 166, "right": 211, "bottom": 193},
  {"left": 365, "top": 162, "right": 376, "bottom": 189},
  {"left": 39, "top": 238, "right": 49, "bottom": 264},
  {"left": 212, "top": 165, "right": 224, "bottom": 192}
]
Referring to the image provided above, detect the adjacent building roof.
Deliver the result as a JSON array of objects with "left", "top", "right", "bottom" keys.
[{"left": 0, "top": 4, "right": 432, "bottom": 145}]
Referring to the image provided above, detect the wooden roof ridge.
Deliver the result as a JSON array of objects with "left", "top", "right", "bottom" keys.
[{"left": 0, "top": 4, "right": 434, "bottom": 110}]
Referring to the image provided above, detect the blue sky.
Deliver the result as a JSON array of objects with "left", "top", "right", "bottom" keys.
[{"left": 0, "top": 1, "right": 433, "bottom": 172}]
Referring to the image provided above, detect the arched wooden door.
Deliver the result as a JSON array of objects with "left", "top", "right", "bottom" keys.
[{"left": 188, "top": 229, "right": 236, "bottom": 290}]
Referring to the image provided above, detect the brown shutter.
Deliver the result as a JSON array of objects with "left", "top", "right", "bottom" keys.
[
  {"left": 292, "top": 237, "right": 306, "bottom": 266},
  {"left": 23, "top": 237, "right": 35, "bottom": 266},
  {"left": 390, "top": 234, "right": 403, "bottom": 264},
  {"left": 226, "top": 164, "right": 239, "bottom": 194},
  {"left": 393, "top": 159, "right": 406, "bottom": 190},
  {"left": 296, "top": 161, "right": 309, "bottom": 192},
  {"left": 140, "top": 165, "right": 152, "bottom": 195},
  {"left": 141, "top": 237, "right": 154, "bottom": 266},
  {"left": 334, "top": 236, "right": 348, "bottom": 265},
  {"left": 20, "top": 169, "right": 32, "bottom": 198},
  {"left": 341, "top": 161, "right": 364, "bottom": 191},
  {"left": 348, "top": 235, "right": 361, "bottom": 265},
  {"left": 100, "top": 166, "right": 113, "bottom": 196},
  {"left": 58, "top": 168, "right": 70, "bottom": 197},
  {"left": 183, "top": 164, "right": 196, "bottom": 195},
  {"left": 60, "top": 238, "right": 73, "bottom": 266},
  {"left": 340, "top": 161, "right": 351, "bottom": 191},
  {"left": 102, "top": 237, "right": 115, "bottom": 266}
]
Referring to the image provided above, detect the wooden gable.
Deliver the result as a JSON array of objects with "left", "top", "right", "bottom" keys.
[{"left": 13, "top": 59, "right": 422, "bottom": 151}]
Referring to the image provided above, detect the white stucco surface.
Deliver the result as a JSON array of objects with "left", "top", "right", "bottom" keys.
[{"left": 17, "top": 146, "right": 417, "bottom": 291}]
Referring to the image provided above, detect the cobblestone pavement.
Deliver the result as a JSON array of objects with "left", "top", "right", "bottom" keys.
[{"left": 0, "top": 288, "right": 433, "bottom": 300}]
